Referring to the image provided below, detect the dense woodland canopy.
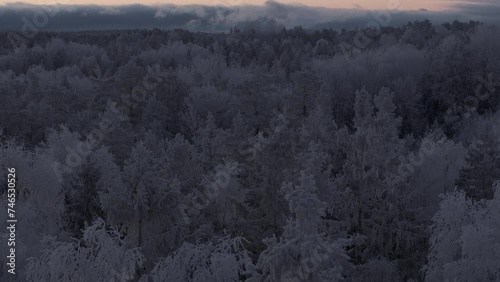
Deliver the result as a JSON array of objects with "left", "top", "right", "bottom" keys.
[{"left": 1, "top": 20, "right": 500, "bottom": 281}]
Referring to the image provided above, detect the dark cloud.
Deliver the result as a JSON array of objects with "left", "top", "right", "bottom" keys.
[
  {"left": 0, "top": 1, "right": 497, "bottom": 32},
  {"left": 446, "top": 1, "right": 500, "bottom": 23}
]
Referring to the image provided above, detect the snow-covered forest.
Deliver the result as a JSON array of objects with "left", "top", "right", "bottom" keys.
[{"left": 1, "top": 20, "right": 500, "bottom": 281}]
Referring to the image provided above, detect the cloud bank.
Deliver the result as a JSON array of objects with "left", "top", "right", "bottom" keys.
[
  {"left": 445, "top": 0, "right": 500, "bottom": 23},
  {"left": 0, "top": 1, "right": 497, "bottom": 32}
]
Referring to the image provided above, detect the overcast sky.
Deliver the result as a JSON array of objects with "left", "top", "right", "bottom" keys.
[
  {"left": 2, "top": 0, "right": 499, "bottom": 10},
  {"left": 0, "top": 0, "right": 469, "bottom": 10},
  {"left": 0, "top": 0, "right": 498, "bottom": 31}
]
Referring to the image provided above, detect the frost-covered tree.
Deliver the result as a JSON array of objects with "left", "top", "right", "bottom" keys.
[
  {"left": 99, "top": 139, "right": 186, "bottom": 259},
  {"left": 142, "top": 236, "right": 255, "bottom": 282},
  {"left": 424, "top": 183, "right": 500, "bottom": 281},
  {"left": 61, "top": 156, "right": 104, "bottom": 237},
  {"left": 410, "top": 134, "right": 467, "bottom": 217},
  {"left": 257, "top": 171, "right": 350, "bottom": 282},
  {"left": 455, "top": 130, "right": 500, "bottom": 200},
  {"left": 192, "top": 112, "right": 230, "bottom": 170},
  {"left": 183, "top": 161, "right": 248, "bottom": 242},
  {"left": 26, "top": 218, "right": 145, "bottom": 282},
  {"left": 0, "top": 139, "right": 65, "bottom": 278},
  {"left": 333, "top": 87, "right": 425, "bottom": 279}
]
